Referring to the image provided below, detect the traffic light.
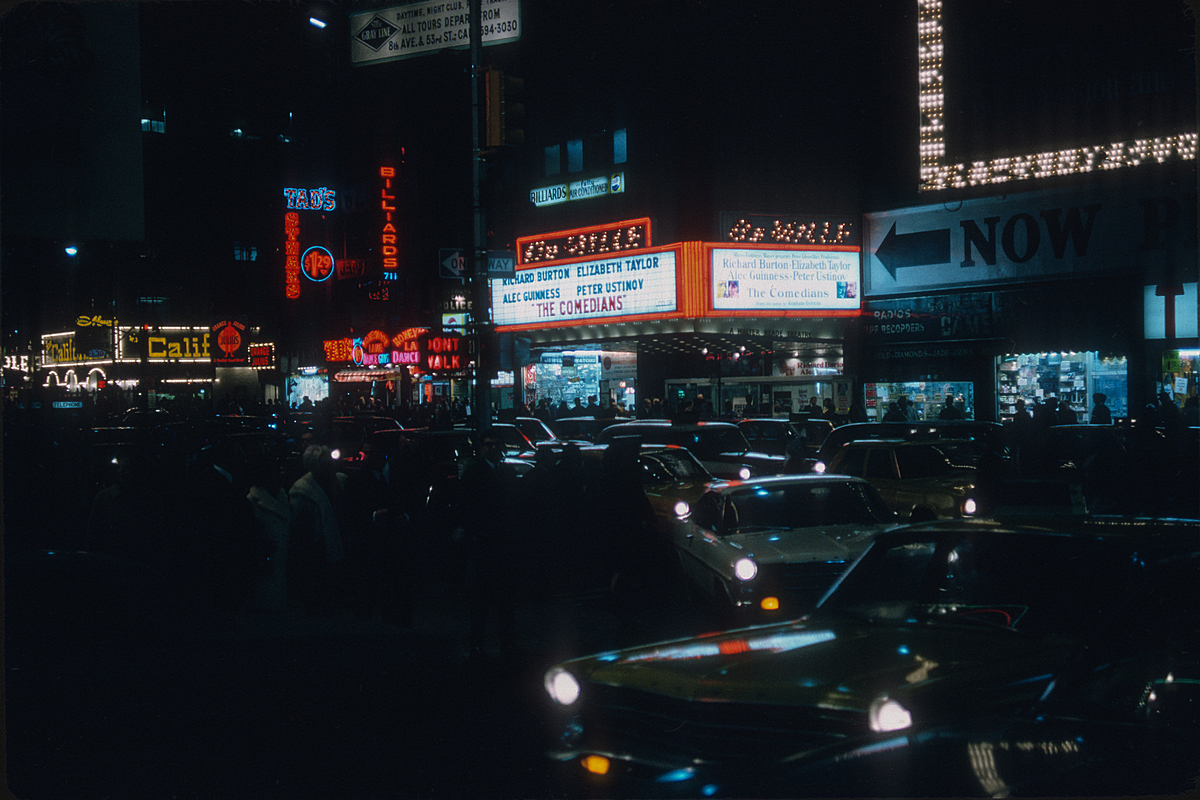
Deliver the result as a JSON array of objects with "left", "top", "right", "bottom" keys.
[{"left": 484, "top": 68, "right": 524, "bottom": 149}]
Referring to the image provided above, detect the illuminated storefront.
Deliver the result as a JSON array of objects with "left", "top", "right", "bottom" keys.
[
  {"left": 492, "top": 217, "right": 863, "bottom": 415},
  {"left": 861, "top": 183, "right": 1196, "bottom": 422}
]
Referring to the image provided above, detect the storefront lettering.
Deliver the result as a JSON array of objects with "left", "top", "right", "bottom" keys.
[
  {"left": 380, "top": 166, "right": 398, "bottom": 276},
  {"left": 147, "top": 334, "right": 210, "bottom": 359},
  {"left": 960, "top": 204, "right": 1101, "bottom": 266},
  {"left": 284, "top": 212, "right": 301, "bottom": 299}
]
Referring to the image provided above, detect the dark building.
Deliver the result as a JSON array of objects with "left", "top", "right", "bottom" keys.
[{"left": 2, "top": 0, "right": 1195, "bottom": 421}]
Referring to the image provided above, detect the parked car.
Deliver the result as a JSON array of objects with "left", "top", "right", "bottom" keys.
[
  {"left": 548, "top": 415, "right": 615, "bottom": 443},
  {"left": 823, "top": 437, "right": 999, "bottom": 519},
  {"left": 669, "top": 474, "right": 898, "bottom": 621},
  {"left": 736, "top": 416, "right": 831, "bottom": 471},
  {"left": 541, "top": 516, "right": 1200, "bottom": 798},
  {"left": 814, "top": 420, "right": 1010, "bottom": 471},
  {"left": 322, "top": 415, "right": 405, "bottom": 464},
  {"left": 513, "top": 416, "right": 559, "bottom": 446},
  {"left": 595, "top": 420, "right": 786, "bottom": 480}
]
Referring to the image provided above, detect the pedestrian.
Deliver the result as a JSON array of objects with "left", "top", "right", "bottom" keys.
[
  {"left": 938, "top": 395, "right": 964, "bottom": 420},
  {"left": 1090, "top": 392, "right": 1112, "bottom": 425},
  {"left": 821, "top": 397, "right": 838, "bottom": 424},
  {"left": 288, "top": 445, "right": 348, "bottom": 616},
  {"left": 246, "top": 454, "right": 291, "bottom": 614},
  {"left": 460, "top": 428, "right": 519, "bottom": 660},
  {"left": 882, "top": 401, "right": 905, "bottom": 422}
]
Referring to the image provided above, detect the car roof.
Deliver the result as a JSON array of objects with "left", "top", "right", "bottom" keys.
[
  {"left": 703, "top": 473, "right": 877, "bottom": 493},
  {"left": 872, "top": 515, "right": 1200, "bottom": 553}
]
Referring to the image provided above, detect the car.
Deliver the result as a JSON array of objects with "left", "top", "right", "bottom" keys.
[
  {"left": 548, "top": 415, "right": 615, "bottom": 443},
  {"left": 823, "top": 437, "right": 1001, "bottom": 520},
  {"left": 667, "top": 474, "right": 898, "bottom": 621},
  {"left": 541, "top": 516, "right": 1200, "bottom": 798},
  {"left": 595, "top": 420, "right": 786, "bottom": 480},
  {"left": 513, "top": 416, "right": 559, "bottom": 446},
  {"left": 736, "top": 416, "right": 831, "bottom": 471},
  {"left": 320, "top": 415, "right": 405, "bottom": 464},
  {"left": 489, "top": 421, "right": 539, "bottom": 459},
  {"left": 514, "top": 441, "right": 715, "bottom": 600},
  {"left": 814, "top": 420, "right": 1011, "bottom": 472}
]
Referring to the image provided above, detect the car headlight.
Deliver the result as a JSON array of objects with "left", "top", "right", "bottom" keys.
[
  {"left": 869, "top": 696, "right": 913, "bottom": 732},
  {"left": 813, "top": 461, "right": 827, "bottom": 474},
  {"left": 544, "top": 667, "right": 581, "bottom": 706},
  {"left": 961, "top": 497, "right": 978, "bottom": 516},
  {"left": 733, "top": 557, "right": 758, "bottom": 581},
  {"left": 330, "top": 448, "right": 342, "bottom": 461},
  {"left": 673, "top": 500, "right": 691, "bottom": 518},
  {"left": 737, "top": 466, "right": 752, "bottom": 480}
]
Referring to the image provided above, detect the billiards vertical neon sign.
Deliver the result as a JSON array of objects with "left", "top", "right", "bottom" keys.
[{"left": 380, "top": 166, "right": 398, "bottom": 281}]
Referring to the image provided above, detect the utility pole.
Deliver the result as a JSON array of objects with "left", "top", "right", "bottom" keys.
[{"left": 469, "top": 0, "right": 491, "bottom": 435}]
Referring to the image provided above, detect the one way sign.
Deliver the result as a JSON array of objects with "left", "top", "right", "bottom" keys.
[
  {"left": 487, "top": 250, "right": 516, "bottom": 278},
  {"left": 439, "top": 248, "right": 465, "bottom": 279}
]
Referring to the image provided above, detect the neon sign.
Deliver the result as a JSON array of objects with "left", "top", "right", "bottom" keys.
[
  {"left": 420, "top": 333, "right": 466, "bottom": 372},
  {"left": 324, "top": 328, "right": 429, "bottom": 366},
  {"left": 283, "top": 187, "right": 337, "bottom": 210},
  {"left": 517, "top": 218, "right": 651, "bottom": 265},
  {"left": 284, "top": 212, "right": 301, "bottom": 299},
  {"left": 302, "top": 246, "right": 335, "bottom": 282},
  {"left": 380, "top": 166, "right": 398, "bottom": 278}
]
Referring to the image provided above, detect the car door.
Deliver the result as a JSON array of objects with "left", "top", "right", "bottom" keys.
[{"left": 673, "top": 492, "right": 726, "bottom": 598}]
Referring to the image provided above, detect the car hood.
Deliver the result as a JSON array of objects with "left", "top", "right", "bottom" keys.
[
  {"left": 710, "top": 450, "right": 786, "bottom": 464},
  {"left": 569, "top": 619, "right": 1072, "bottom": 715},
  {"left": 724, "top": 523, "right": 889, "bottom": 564}
]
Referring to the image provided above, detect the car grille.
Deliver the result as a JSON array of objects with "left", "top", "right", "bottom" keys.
[{"left": 580, "top": 683, "right": 859, "bottom": 763}]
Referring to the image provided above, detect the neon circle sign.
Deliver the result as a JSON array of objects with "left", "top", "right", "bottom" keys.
[{"left": 301, "top": 246, "right": 335, "bottom": 282}]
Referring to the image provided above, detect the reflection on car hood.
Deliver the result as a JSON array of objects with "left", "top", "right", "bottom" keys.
[
  {"left": 572, "top": 619, "right": 1070, "bottom": 712},
  {"left": 724, "top": 524, "right": 889, "bottom": 564}
]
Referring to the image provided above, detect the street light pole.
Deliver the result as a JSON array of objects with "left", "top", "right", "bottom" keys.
[{"left": 469, "top": 0, "right": 492, "bottom": 435}]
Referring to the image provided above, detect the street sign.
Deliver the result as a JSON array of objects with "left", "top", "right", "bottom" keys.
[
  {"left": 349, "top": 0, "right": 521, "bottom": 67},
  {"left": 439, "top": 248, "right": 466, "bottom": 279},
  {"left": 487, "top": 250, "right": 516, "bottom": 278}
]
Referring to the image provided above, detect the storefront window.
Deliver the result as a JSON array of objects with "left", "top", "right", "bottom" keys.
[
  {"left": 997, "top": 352, "right": 1127, "bottom": 422},
  {"left": 528, "top": 351, "right": 602, "bottom": 407},
  {"left": 865, "top": 381, "right": 974, "bottom": 421},
  {"left": 288, "top": 372, "right": 329, "bottom": 408},
  {"left": 1161, "top": 349, "right": 1199, "bottom": 408}
]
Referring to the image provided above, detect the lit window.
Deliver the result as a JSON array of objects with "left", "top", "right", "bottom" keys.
[
  {"left": 613, "top": 128, "right": 627, "bottom": 164},
  {"left": 234, "top": 243, "right": 258, "bottom": 262},
  {"left": 231, "top": 127, "right": 245, "bottom": 139},
  {"left": 544, "top": 144, "right": 561, "bottom": 176},
  {"left": 140, "top": 119, "right": 165, "bottom": 133},
  {"left": 567, "top": 139, "right": 583, "bottom": 173}
]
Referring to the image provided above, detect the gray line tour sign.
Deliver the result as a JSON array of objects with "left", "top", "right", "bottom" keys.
[{"left": 350, "top": 0, "right": 521, "bottom": 66}]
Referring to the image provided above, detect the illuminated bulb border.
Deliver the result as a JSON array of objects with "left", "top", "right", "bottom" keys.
[{"left": 915, "top": 0, "right": 1196, "bottom": 191}]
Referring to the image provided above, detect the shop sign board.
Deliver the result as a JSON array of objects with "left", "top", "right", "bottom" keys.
[
  {"left": 350, "top": 0, "right": 520, "bottom": 66},
  {"left": 710, "top": 245, "right": 860, "bottom": 312},
  {"left": 211, "top": 318, "right": 249, "bottom": 366},
  {"left": 863, "top": 293, "right": 1003, "bottom": 344},
  {"left": 864, "top": 186, "right": 1198, "bottom": 297},
  {"left": 491, "top": 246, "right": 678, "bottom": 329},
  {"left": 121, "top": 327, "right": 211, "bottom": 362},
  {"left": 1144, "top": 282, "right": 1198, "bottom": 339},
  {"left": 530, "top": 173, "right": 624, "bottom": 207}
]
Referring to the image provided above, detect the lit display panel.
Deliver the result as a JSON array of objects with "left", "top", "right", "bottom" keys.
[
  {"left": 709, "top": 245, "right": 861, "bottom": 315},
  {"left": 918, "top": 0, "right": 1196, "bottom": 191},
  {"left": 492, "top": 245, "right": 680, "bottom": 329}
]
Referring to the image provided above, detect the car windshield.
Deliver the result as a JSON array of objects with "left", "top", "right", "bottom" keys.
[
  {"left": 640, "top": 450, "right": 709, "bottom": 482},
  {"left": 815, "top": 532, "right": 1134, "bottom": 635},
  {"left": 690, "top": 428, "right": 750, "bottom": 459},
  {"left": 894, "top": 442, "right": 982, "bottom": 478},
  {"left": 721, "top": 482, "right": 894, "bottom": 533}
]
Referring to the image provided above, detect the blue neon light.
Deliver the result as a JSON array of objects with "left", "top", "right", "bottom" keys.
[{"left": 300, "top": 246, "right": 335, "bottom": 283}]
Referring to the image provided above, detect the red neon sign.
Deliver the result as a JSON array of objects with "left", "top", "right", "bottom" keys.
[
  {"left": 284, "top": 212, "right": 301, "bottom": 299},
  {"left": 381, "top": 166, "right": 398, "bottom": 278}
]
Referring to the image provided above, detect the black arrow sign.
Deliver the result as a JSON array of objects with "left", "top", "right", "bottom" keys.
[{"left": 875, "top": 222, "right": 951, "bottom": 280}]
